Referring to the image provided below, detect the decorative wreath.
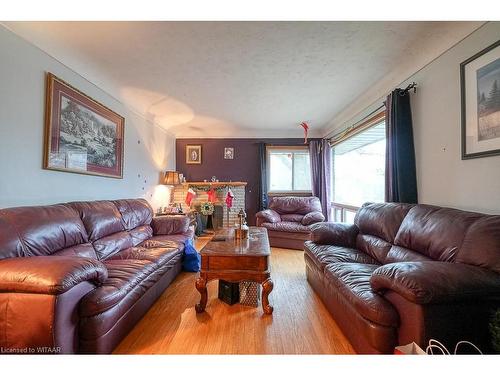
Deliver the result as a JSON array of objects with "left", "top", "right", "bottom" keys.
[{"left": 200, "top": 202, "right": 215, "bottom": 216}]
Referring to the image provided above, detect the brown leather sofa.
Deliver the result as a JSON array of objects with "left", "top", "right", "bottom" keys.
[
  {"left": 0, "top": 198, "right": 193, "bottom": 354},
  {"left": 256, "top": 196, "right": 325, "bottom": 250},
  {"left": 305, "top": 202, "right": 500, "bottom": 354}
]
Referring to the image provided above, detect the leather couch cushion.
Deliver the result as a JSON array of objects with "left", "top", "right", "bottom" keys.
[
  {"left": 53, "top": 243, "right": 97, "bottom": 259},
  {"left": 80, "top": 259, "right": 155, "bottom": 316},
  {"left": 457, "top": 215, "right": 500, "bottom": 273},
  {"left": 129, "top": 225, "right": 153, "bottom": 246},
  {"left": 80, "top": 245, "right": 183, "bottom": 318},
  {"left": 355, "top": 202, "right": 413, "bottom": 243},
  {"left": 281, "top": 214, "right": 304, "bottom": 223},
  {"left": 79, "top": 253, "right": 182, "bottom": 341},
  {"left": 140, "top": 233, "right": 191, "bottom": 249},
  {"left": 261, "top": 221, "right": 311, "bottom": 233},
  {"left": 394, "top": 205, "right": 482, "bottom": 262},
  {"left": 93, "top": 232, "right": 134, "bottom": 260},
  {"left": 255, "top": 209, "right": 281, "bottom": 223},
  {"left": 385, "top": 245, "right": 431, "bottom": 263},
  {"left": 269, "top": 196, "right": 322, "bottom": 215},
  {"left": 152, "top": 216, "right": 190, "bottom": 235},
  {"left": 304, "top": 241, "right": 379, "bottom": 271},
  {"left": 108, "top": 246, "right": 182, "bottom": 265},
  {"left": 301, "top": 212, "right": 325, "bottom": 226},
  {"left": 0, "top": 205, "right": 88, "bottom": 258},
  {"left": 113, "top": 199, "right": 153, "bottom": 231},
  {"left": 324, "top": 263, "right": 399, "bottom": 327},
  {"left": 356, "top": 234, "right": 392, "bottom": 264},
  {"left": 69, "top": 201, "right": 125, "bottom": 241}
]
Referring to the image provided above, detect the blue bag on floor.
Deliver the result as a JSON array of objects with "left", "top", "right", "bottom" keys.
[{"left": 182, "top": 238, "right": 201, "bottom": 272}]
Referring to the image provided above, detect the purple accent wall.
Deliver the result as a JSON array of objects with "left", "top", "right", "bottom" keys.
[{"left": 176, "top": 138, "right": 314, "bottom": 225}]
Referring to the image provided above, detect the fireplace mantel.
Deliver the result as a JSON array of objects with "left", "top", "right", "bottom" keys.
[
  {"left": 172, "top": 182, "right": 246, "bottom": 227},
  {"left": 183, "top": 181, "right": 247, "bottom": 187}
]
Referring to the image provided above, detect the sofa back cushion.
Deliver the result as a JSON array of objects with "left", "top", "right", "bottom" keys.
[
  {"left": 113, "top": 199, "right": 154, "bottom": 246},
  {"left": 354, "top": 202, "right": 413, "bottom": 263},
  {"left": 280, "top": 214, "right": 304, "bottom": 222},
  {"left": 0, "top": 204, "right": 89, "bottom": 259},
  {"left": 69, "top": 201, "right": 131, "bottom": 260},
  {"left": 355, "top": 203, "right": 413, "bottom": 243},
  {"left": 113, "top": 199, "right": 153, "bottom": 230},
  {"left": 456, "top": 215, "right": 500, "bottom": 273},
  {"left": 394, "top": 205, "right": 483, "bottom": 263},
  {"left": 68, "top": 201, "right": 124, "bottom": 241},
  {"left": 269, "top": 196, "right": 322, "bottom": 215}
]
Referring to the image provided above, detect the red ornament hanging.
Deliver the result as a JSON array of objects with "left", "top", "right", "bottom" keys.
[{"left": 300, "top": 121, "right": 309, "bottom": 144}]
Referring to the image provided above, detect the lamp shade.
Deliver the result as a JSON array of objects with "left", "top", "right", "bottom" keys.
[{"left": 164, "top": 171, "right": 180, "bottom": 186}]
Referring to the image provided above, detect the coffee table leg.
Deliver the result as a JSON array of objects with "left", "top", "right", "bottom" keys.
[
  {"left": 262, "top": 278, "right": 274, "bottom": 314},
  {"left": 195, "top": 276, "right": 208, "bottom": 313}
]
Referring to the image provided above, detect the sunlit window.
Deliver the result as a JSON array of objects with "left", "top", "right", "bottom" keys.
[
  {"left": 267, "top": 147, "right": 311, "bottom": 192},
  {"left": 332, "top": 119, "right": 386, "bottom": 222}
]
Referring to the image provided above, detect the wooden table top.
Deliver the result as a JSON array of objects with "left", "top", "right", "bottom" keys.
[{"left": 200, "top": 227, "right": 270, "bottom": 257}]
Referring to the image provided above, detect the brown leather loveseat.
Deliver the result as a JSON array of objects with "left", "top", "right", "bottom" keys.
[
  {"left": 256, "top": 196, "right": 325, "bottom": 250},
  {"left": 305, "top": 202, "right": 500, "bottom": 354},
  {"left": 0, "top": 198, "right": 193, "bottom": 354}
]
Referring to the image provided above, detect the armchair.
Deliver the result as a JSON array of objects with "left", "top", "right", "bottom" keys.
[{"left": 256, "top": 196, "right": 325, "bottom": 250}]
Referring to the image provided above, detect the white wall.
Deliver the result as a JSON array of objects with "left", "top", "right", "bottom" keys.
[
  {"left": 0, "top": 27, "right": 175, "bottom": 210},
  {"left": 329, "top": 22, "right": 500, "bottom": 214},
  {"left": 410, "top": 22, "right": 500, "bottom": 214}
]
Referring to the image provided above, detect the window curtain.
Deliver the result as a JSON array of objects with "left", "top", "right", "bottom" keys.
[
  {"left": 309, "top": 139, "right": 332, "bottom": 220},
  {"left": 385, "top": 89, "right": 418, "bottom": 203},
  {"left": 258, "top": 142, "right": 268, "bottom": 211}
]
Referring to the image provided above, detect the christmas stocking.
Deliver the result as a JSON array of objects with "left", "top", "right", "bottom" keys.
[
  {"left": 207, "top": 188, "right": 217, "bottom": 203},
  {"left": 185, "top": 188, "right": 196, "bottom": 206},
  {"left": 225, "top": 188, "right": 234, "bottom": 209}
]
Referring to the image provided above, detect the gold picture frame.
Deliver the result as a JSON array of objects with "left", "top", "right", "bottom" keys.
[
  {"left": 44, "top": 72, "right": 125, "bottom": 178},
  {"left": 186, "top": 145, "right": 202, "bottom": 164}
]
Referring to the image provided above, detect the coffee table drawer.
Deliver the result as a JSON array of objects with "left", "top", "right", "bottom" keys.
[{"left": 207, "top": 256, "right": 267, "bottom": 271}]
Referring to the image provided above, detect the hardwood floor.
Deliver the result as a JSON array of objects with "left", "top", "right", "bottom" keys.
[{"left": 113, "top": 238, "right": 355, "bottom": 354}]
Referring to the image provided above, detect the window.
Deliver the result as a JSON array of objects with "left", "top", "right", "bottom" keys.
[
  {"left": 331, "top": 113, "right": 386, "bottom": 222},
  {"left": 267, "top": 147, "right": 312, "bottom": 192}
]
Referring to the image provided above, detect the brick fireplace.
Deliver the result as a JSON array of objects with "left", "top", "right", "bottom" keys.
[{"left": 172, "top": 182, "right": 247, "bottom": 227}]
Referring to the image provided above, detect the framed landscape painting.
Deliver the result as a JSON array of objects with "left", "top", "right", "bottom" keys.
[
  {"left": 44, "top": 73, "right": 124, "bottom": 178},
  {"left": 461, "top": 40, "right": 500, "bottom": 159}
]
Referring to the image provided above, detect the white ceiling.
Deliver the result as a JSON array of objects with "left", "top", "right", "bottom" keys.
[{"left": 3, "top": 21, "right": 484, "bottom": 138}]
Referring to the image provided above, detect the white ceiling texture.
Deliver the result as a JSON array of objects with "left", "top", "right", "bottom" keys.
[{"left": 3, "top": 21, "right": 484, "bottom": 138}]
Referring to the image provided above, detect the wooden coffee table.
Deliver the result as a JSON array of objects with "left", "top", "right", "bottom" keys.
[{"left": 195, "top": 226, "right": 274, "bottom": 314}]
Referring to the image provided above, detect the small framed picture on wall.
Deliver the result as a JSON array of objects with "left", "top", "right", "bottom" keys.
[
  {"left": 461, "top": 39, "right": 500, "bottom": 159},
  {"left": 186, "top": 145, "right": 202, "bottom": 164},
  {"left": 224, "top": 147, "right": 234, "bottom": 159}
]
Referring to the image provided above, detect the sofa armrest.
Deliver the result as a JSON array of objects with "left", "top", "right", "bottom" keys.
[
  {"left": 310, "top": 222, "right": 359, "bottom": 247},
  {"left": 256, "top": 209, "right": 281, "bottom": 224},
  {"left": 152, "top": 215, "right": 190, "bottom": 235},
  {"left": 302, "top": 212, "right": 325, "bottom": 226},
  {"left": 370, "top": 261, "right": 500, "bottom": 304},
  {"left": 0, "top": 256, "right": 107, "bottom": 295}
]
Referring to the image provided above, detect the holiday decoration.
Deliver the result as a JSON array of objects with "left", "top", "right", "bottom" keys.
[
  {"left": 185, "top": 188, "right": 196, "bottom": 206},
  {"left": 207, "top": 188, "right": 217, "bottom": 203},
  {"left": 300, "top": 121, "right": 309, "bottom": 144},
  {"left": 225, "top": 188, "right": 234, "bottom": 209},
  {"left": 200, "top": 202, "right": 215, "bottom": 216}
]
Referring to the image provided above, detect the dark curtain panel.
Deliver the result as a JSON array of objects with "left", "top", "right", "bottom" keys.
[
  {"left": 309, "top": 139, "right": 332, "bottom": 220},
  {"left": 385, "top": 89, "right": 418, "bottom": 203},
  {"left": 258, "top": 142, "right": 268, "bottom": 211}
]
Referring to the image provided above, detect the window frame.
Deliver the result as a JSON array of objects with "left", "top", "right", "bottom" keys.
[{"left": 266, "top": 145, "right": 312, "bottom": 194}]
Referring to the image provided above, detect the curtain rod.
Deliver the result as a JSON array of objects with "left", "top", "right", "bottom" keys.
[{"left": 325, "top": 82, "right": 417, "bottom": 140}]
